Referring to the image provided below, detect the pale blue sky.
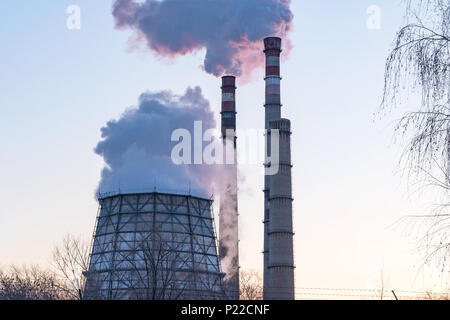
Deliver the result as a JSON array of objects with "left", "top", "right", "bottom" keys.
[{"left": 0, "top": 1, "right": 446, "bottom": 297}]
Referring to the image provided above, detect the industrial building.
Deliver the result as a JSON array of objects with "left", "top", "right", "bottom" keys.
[
  {"left": 84, "top": 36, "right": 294, "bottom": 300},
  {"left": 84, "top": 192, "right": 226, "bottom": 300}
]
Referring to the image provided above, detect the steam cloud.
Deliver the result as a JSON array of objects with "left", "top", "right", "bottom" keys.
[
  {"left": 95, "top": 86, "right": 219, "bottom": 197},
  {"left": 95, "top": 86, "right": 238, "bottom": 286},
  {"left": 112, "top": 0, "right": 293, "bottom": 77}
]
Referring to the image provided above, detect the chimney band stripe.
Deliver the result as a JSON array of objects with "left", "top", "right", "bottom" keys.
[
  {"left": 222, "top": 101, "right": 236, "bottom": 111},
  {"left": 266, "top": 56, "right": 280, "bottom": 66},
  {"left": 266, "top": 84, "right": 280, "bottom": 95},
  {"left": 265, "top": 77, "right": 281, "bottom": 85},
  {"left": 222, "top": 93, "right": 235, "bottom": 102},
  {"left": 265, "top": 50, "right": 281, "bottom": 57},
  {"left": 266, "top": 66, "right": 280, "bottom": 76},
  {"left": 222, "top": 87, "right": 236, "bottom": 94}
]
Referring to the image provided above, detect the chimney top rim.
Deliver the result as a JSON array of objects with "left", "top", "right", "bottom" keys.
[
  {"left": 264, "top": 36, "right": 282, "bottom": 41},
  {"left": 264, "top": 37, "right": 282, "bottom": 52},
  {"left": 221, "top": 75, "right": 236, "bottom": 80}
]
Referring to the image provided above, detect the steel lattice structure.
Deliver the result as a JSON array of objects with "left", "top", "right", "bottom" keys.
[{"left": 84, "top": 192, "right": 226, "bottom": 300}]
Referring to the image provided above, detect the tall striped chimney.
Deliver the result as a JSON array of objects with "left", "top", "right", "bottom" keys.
[
  {"left": 263, "top": 37, "right": 295, "bottom": 300},
  {"left": 219, "top": 75, "right": 239, "bottom": 299}
]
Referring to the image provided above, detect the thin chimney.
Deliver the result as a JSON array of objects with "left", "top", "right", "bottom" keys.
[{"left": 219, "top": 75, "right": 240, "bottom": 299}]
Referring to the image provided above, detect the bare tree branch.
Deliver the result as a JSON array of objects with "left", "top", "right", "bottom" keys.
[
  {"left": 239, "top": 270, "right": 263, "bottom": 300},
  {"left": 51, "top": 234, "right": 90, "bottom": 299},
  {"left": 0, "top": 265, "right": 70, "bottom": 300},
  {"left": 381, "top": 0, "right": 450, "bottom": 276}
]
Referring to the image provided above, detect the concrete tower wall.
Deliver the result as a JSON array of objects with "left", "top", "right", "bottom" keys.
[{"left": 267, "top": 119, "right": 294, "bottom": 300}]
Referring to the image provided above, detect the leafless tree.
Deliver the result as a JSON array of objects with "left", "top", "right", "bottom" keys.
[
  {"left": 85, "top": 228, "right": 205, "bottom": 300},
  {"left": 377, "top": 268, "right": 391, "bottom": 300},
  {"left": 0, "top": 265, "right": 69, "bottom": 300},
  {"left": 51, "top": 234, "right": 90, "bottom": 300},
  {"left": 382, "top": 0, "right": 449, "bottom": 179},
  {"left": 239, "top": 270, "right": 263, "bottom": 300},
  {"left": 121, "top": 231, "right": 189, "bottom": 300},
  {"left": 382, "top": 0, "right": 450, "bottom": 274}
]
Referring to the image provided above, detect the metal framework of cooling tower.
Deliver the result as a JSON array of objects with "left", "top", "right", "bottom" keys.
[{"left": 83, "top": 192, "right": 226, "bottom": 300}]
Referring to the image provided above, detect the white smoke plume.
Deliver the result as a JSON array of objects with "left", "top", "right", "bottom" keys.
[
  {"left": 112, "top": 0, "right": 293, "bottom": 78},
  {"left": 94, "top": 86, "right": 219, "bottom": 197},
  {"left": 95, "top": 86, "right": 240, "bottom": 285},
  {"left": 218, "top": 174, "right": 239, "bottom": 286}
]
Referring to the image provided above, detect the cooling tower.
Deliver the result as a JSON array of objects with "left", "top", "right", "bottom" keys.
[
  {"left": 263, "top": 37, "right": 295, "bottom": 300},
  {"left": 84, "top": 192, "right": 226, "bottom": 300}
]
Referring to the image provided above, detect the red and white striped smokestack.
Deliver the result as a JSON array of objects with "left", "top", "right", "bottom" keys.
[
  {"left": 264, "top": 37, "right": 281, "bottom": 106},
  {"left": 263, "top": 37, "right": 295, "bottom": 300},
  {"left": 263, "top": 37, "right": 282, "bottom": 298},
  {"left": 221, "top": 76, "right": 237, "bottom": 141},
  {"left": 219, "top": 75, "right": 239, "bottom": 300}
]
